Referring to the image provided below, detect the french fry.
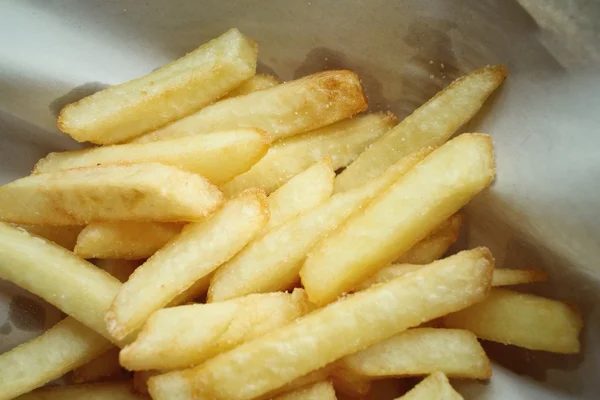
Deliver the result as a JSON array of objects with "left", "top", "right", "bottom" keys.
[
  {"left": 0, "top": 317, "right": 112, "bottom": 400},
  {"left": 491, "top": 268, "right": 548, "bottom": 286},
  {"left": 34, "top": 129, "right": 270, "bottom": 185},
  {"left": 208, "top": 150, "right": 429, "bottom": 302},
  {"left": 14, "top": 381, "right": 148, "bottom": 400},
  {"left": 443, "top": 288, "right": 582, "bottom": 353},
  {"left": 149, "top": 247, "right": 493, "bottom": 400},
  {"left": 0, "top": 223, "right": 122, "bottom": 342},
  {"left": 95, "top": 259, "right": 141, "bottom": 283},
  {"left": 331, "top": 366, "right": 372, "bottom": 397},
  {"left": 340, "top": 328, "right": 491, "bottom": 379},
  {"left": 71, "top": 348, "right": 123, "bottom": 384},
  {"left": 222, "top": 113, "right": 396, "bottom": 196},
  {"left": 133, "top": 70, "right": 367, "bottom": 143},
  {"left": 121, "top": 290, "right": 311, "bottom": 371},
  {"left": 18, "top": 225, "right": 83, "bottom": 251},
  {"left": 221, "top": 74, "right": 280, "bottom": 99},
  {"left": 57, "top": 28, "right": 257, "bottom": 144},
  {"left": 0, "top": 164, "right": 223, "bottom": 225},
  {"left": 257, "top": 367, "right": 334, "bottom": 400},
  {"left": 396, "top": 372, "right": 463, "bottom": 400},
  {"left": 334, "top": 65, "right": 506, "bottom": 192},
  {"left": 271, "top": 381, "right": 336, "bottom": 400},
  {"left": 106, "top": 190, "right": 269, "bottom": 341},
  {"left": 301, "top": 134, "right": 495, "bottom": 305}
]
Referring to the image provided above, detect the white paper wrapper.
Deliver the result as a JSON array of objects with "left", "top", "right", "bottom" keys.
[{"left": 1, "top": 0, "right": 599, "bottom": 398}]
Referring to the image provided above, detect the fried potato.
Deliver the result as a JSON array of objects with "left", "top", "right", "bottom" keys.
[
  {"left": 133, "top": 70, "right": 367, "bottom": 143},
  {"left": 121, "top": 290, "right": 311, "bottom": 371},
  {"left": 335, "top": 65, "right": 506, "bottom": 192},
  {"left": 491, "top": 268, "right": 548, "bottom": 286},
  {"left": 340, "top": 328, "right": 491, "bottom": 379},
  {"left": 95, "top": 259, "right": 141, "bottom": 283},
  {"left": 331, "top": 366, "right": 372, "bottom": 397},
  {"left": 0, "top": 164, "right": 223, "bottom": 225},
  {"left": 222, "top": 74, "right": 280, "bottom": 99},
  {"left": 271, "top": 381, "right": 336, "bottom": 400},
  {"left": 443, "top": 288, "right": 582, "bottom": 353},
  {"left": 17, "top": 225, "right": 83, "bottom": 251},
  {"left": 0, "top": 317, "right": 111, "bottom": 400},
  {"left": 72, "top": 348, "right": 123, "bottom": 384},
  {"left": 301, "top": 134, "right": 495, "bottom": 305},
  {"left": 0, "top": 223, "right": 121, "bottom": 342},
  {"left": 396, "top": 372, "right": 463, "bottom": 400},
  {"left": 223, "top": 113, "right": 396, "bottom": 196},
  {"left": 57, "top": 28, "right": 257, "bottom": 144},
  {"left": 34, "top": 129, "right": 270, "bottom": 184},
  {"left": 208, "top": 150, "right": 428, "bottom": 302},
  {"left": 106, "top": 190, "right": 269, "bottom": 341},
  {"left": 149, "top": 247, "right": 493, "bottom": 400},
  {"left": 257, "top": 367, "right": 334, "bottom": 400},
  {"left": 14, "top": 381, "right": 148, "bottom": 400}
]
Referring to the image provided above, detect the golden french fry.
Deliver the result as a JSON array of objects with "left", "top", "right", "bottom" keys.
[
  {"left": 121, "top": 290, "right": 311, "bottom": 371},
  {"left": 34, "top": 129, "right": 270, "bottom": 184},
  {"left": 335, "top": 65, "right": 506, "bottom": 192},
  {"left": 149, "top": 247, "right": 493, "bottom": 400},
  {"left": 301, "top": 134, "right": 495, "bottom": 305},
  {"left": 95, "top": 259, "right": 141, "bottom": 283},
  {"left": 57, "top": 28, "right": 257, "bottom": 144},
  {"left": 72, "top": 347, "right": 123, "bottom": 384},
  {"left": 340, "top": 328, "right": 491, "bottom": 379},
  {"left": 14, "top": 381, "right": 148, "bottom": 400},
  {"left": 223, "top": 113, "right": 396, "bottom": 196},
  {"left": 0, "top": 223, "right": 121, "bottom": 342},
  {"left": 271, "top": 381, "right": 336, "bottom": 400},
  {"left": 18, "top": 225, "right": 83, "bottom": 251},
  {"left": 491, "top": 268, "right": 548, "bottom": 286},
  {"left": 133, "top": 70, "right": 367, "bottom": 143},
  {"left": 106, "top": 190, "right": 269, "bottom": 341},
  {"left": 0, "top": 317, "right": 112, "bottom": 400},
  {"left": 222, "top": 74, "right": 280, "bottom": 99},
  {"left": 208, "top": 150, "right": 429, "bottom": 302},
  {"left": 331, "top": 366, "right": 372, "bottom": 397},
  {"left": 0, "top": 164, "right": 223, "bottom": 225},
  {"left": 396, "top": 372, "right": 463, "bottom": 400},
  {"left": 443, "top": 288, "right": 582, "bottom": 353}
]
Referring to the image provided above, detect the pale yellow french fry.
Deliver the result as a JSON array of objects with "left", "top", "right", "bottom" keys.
[
  {"left": 14, "top": 381, "right": 148, "bottom": 400},
  {"left": 335, "top": 65, "right": 506, "bottom": 192},
  {"left": 222, "top": 74, "right": 280, "bottom": 99},
  {"left": 443, "top": 288, "right": 582, "bottom": 353},
  {"left": 18, "top": 225, "right": 83, "bottom": 251},
  {"left": 95, "top": 259, "right": 141, "bottom": 283},
  {"left": 0, "top": 164, "right": 223, "bottom": 225},
  {"left": 301, "top": 134, "right": 495, "bottom": 305},
  {"left": 340, "top": 328, "right": 491, "bottom": 379},
  {"left": 0, "top": 317, "right": 112, "bottom": 400},
  {"left": 149, "top": 247, "right": 493, "bottom": 400},
  {"left": 491, "top": 268, "right": 548, "bottom": 286},
  {"left": 223, "top": 113, "right": 396, "bottom": 196},
  {"left": 121, "top": 290, "right": 311, "bottom": 371},
  {"left": 271, "top": 381, "right": 337, "bottom": 400},
  {"left": 106, "top": 190, "right": 269, "bottom": 341},
  {"left": 0, "top": 223, "right": 121, "bottom": 342},
  {"left": 57, "top": 28, "right": 257, "bottom": 144},
  {"left": 133, "top": 70, "right": 367, "bottom": 143},
  {"left": 331, "top": 366, "right": 372, "bottom": 397},
  {"left": 395, "top": 372, "right": 463, "bottom": 400},
  {"left": 72, "top": 347, "right": 123, "bottom": 384},
  {"left": 207, "top": 150, "right": 429, "bottom": 302},
  {"left": 34, "top": 129, "right": 270, "bottom": 185}
]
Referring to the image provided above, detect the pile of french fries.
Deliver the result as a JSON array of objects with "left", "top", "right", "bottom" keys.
[{"left": 0, "top": 28, "right": 583, "bottom": 400}]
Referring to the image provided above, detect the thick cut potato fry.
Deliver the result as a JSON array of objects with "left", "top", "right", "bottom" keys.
[
  {"left": 72, "top": 347, "right": 123, "bottom": 384},
  {"left": 271, "top": 381, "right": 336, "bottom": 400},
  {"left": 133, "top": 70, "right": 367, "bottom": 143},
  {"left": 335, "top": 65, "right": 506, "bottom": 192},
  {"left": 57, "top": 28, "right": 257, "bottom": 144},
  {"left": 106, "top": 190, "right": 269, "bottom": 341},
  {"left": 331, "top": 366, "right": 372, "bottom": 397},
  {"left": 491, "top": 268, "right": 548, "bottom": 286},
  {"left": 301, "top": 134, "right": 495, "bottom": 305},
  {"left": 0, "top": 164, "right": 223, "bottom": 225},
  {"left": 222, "top": 74, "right": 280, "bottom": 99},
  {"left": 0, "top": 317, "right": 112, "bottom": 400},
  {"left": 34, "top": 129, "right": 270, "bottom": 184},
  {"left": 14, "top": 381, "right": 148, "bottom": 400},
  {"left": 18, "top": 224, "right": 83, "bottom": 251},
  {"left": 95, "top": 259, "right": 141, "bottom": 283},
  {"left": 396, "top": 372, "right": 463, "bottom": 400},
  {"left": 149, "top": 248, "right": 493, "bottom": 400},
  {"left": 443, "top": 288, "right": 582, "bottom": 353},
  {"left": 75, "top": 222, "right": 184, "bottom": 260},
  {"left": 121, "top": 290, "right": 311, "bottom": 371},
  {"left": 340, "top": 328, "right": 491, "bottom": 379},
  {"left": 223, "top": 113, "right": 396, "bottom": 196},
  {"left": 0, "top": 223, "right": 121, "bottom": 342},
  {"left": 208, "top": 150, "right": 428, "bottom": 302}
]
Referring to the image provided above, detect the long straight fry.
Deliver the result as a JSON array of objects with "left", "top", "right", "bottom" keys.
[{"left": 149, "top": 248, "right": 493, "bottom": 400}]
